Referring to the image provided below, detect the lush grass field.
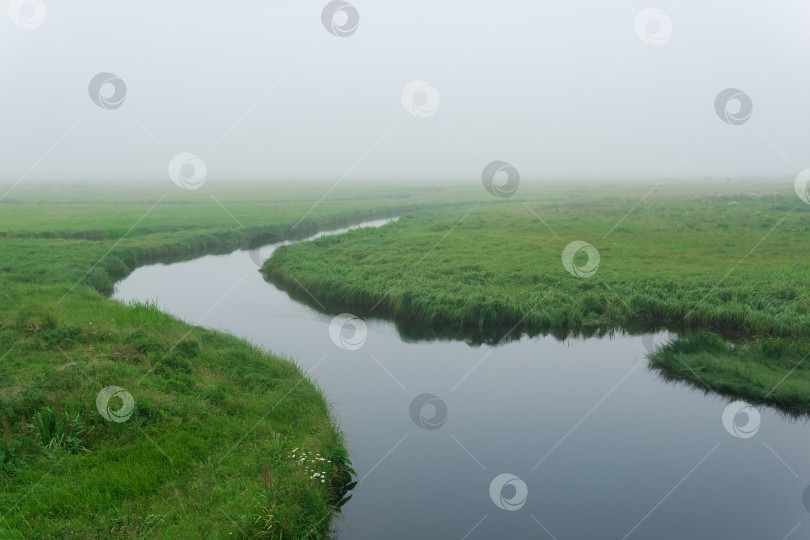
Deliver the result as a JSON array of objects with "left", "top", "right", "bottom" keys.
[
  {"left": 263, "top": 182, "right": 810, "bottom": 414},
  {"left": 3, "top": 180, "right": 809, "bottom": 538},
  {"left": 0, "top": 183, "right": 471, "bottom": 538}
]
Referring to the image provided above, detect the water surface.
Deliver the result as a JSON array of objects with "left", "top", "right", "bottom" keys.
[{"left": 114, "top": 219, "right": 810, "bottom": 539}]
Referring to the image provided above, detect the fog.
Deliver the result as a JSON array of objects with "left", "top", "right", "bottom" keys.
[{"left": 1, "top": 1, "right": 808, "bottom": 188}]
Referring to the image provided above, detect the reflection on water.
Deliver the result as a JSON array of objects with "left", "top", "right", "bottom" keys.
[
  {"left": 114, "top": 219, "right": 810, "bottom": 540},
  {"left": 269, "top": 276, "right": 682, "bottom": 346}
]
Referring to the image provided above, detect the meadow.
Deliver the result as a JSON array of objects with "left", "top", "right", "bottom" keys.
[
  {"left": 263, "top": 181, "right": 810, "bottom": 414},
  {"left": 0, "top": 183, "right": 469, "bottom": 538},
  {"left": 2, "top": 179, "right": 808, "bottom": 538}
]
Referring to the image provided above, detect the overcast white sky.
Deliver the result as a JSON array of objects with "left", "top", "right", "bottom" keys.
[{"left": 1, "top": 0, "right": 808, "bottom": 186}]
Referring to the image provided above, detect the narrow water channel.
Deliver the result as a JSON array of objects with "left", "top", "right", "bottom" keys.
[{"left": 114, "top": 218, "right": 810, "bottom": 539}]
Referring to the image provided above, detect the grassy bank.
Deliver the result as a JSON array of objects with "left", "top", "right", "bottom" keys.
[
  {"left": 262, "top": 183, "right": 810, "bottom": 412},
  {"left": 650, "top": 333, "right": 810, "bottom": 415},
  {"left": 1, "top": 290, "right": 352, "bottom": 537},
  {"left": 0, "top": 184, "right": 473, "bottom": 538}
]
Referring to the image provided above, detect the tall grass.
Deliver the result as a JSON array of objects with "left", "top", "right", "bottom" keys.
[
  {"left": 1, "top": 185, "right": 468, "bottom": 538},
  {"left": 265, "top": 191, "right": 808, "bottom": 335},
  {"left": 263, "top": 188, "right": 810, "bottom": 411}
]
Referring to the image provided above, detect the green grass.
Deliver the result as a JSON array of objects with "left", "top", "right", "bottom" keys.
[
  {"left": 0, "top": 183, "right": 470, "bottom": 538},
  {"left": 1, "top": 291, "right": 350, "bottom": 538},
  {"left": 650, "top": 333, "right": 810, "bottom": 415},
  {"left": 3, "top": 180, "right": 809, "bottom": 537},
  {"left": 262, "top": 183, "right": 810, "bottom": 413}
]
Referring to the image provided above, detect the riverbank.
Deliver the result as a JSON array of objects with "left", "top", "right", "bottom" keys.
[
  {"left": 0, "top": 185, "right": 470, "bottom": 537},
  {"left": 650, "top": 333, "right": 810, "bottom": 416},
  {"left": 262, "top": 184, "right": 810, "bottom": 413}
]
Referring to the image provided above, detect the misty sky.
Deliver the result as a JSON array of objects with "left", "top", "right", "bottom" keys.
[{"left": 1, "top": 1, "right": 809, "bottom": 187}]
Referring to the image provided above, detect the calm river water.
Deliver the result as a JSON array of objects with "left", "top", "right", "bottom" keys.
[{"left": 114, "top": 219, "right": 810, "bottom": 539}]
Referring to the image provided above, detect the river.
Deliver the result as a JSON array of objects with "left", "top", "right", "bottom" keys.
[{"left": 114, "top": 218, "right": 810, "bottom": 539}]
